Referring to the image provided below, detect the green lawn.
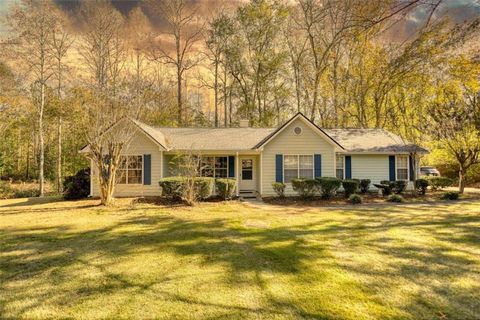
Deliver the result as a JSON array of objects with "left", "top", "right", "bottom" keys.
[{"left": 0, "top": 198, "right": 479, "bottom": 319}]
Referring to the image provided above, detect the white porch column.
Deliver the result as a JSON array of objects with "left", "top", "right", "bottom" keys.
[
  {"left": 160, "top": 150, "right": 164, "bottom": 178},
  {"left": 259, "top": 153, "right": 263, "bottom": 196},
  {"left": 235, "top": 152, "right": 239, "bottom": 196},
  {"left": 89, "top": 159, "right": 93, "bottom": 197}
]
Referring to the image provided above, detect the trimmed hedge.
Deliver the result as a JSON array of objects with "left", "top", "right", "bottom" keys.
[
  {"left": 291, "top": 178, "right": 318, "bottom": 199},
  {"left": 272, "top": 182, "right": 286, "bottom": 198},
  {"left": 342, "top": 179, "right": 359, "bottom": 198},
  {"left": 392, "top": 180, "right": 407, "bottom": 194},
  {"left": 216, "top": 179, "right": 237, "bottom": 200},
  {"left": 316, "top": 177, "right": 342, "bottom": 199},
  {"left": 441, "top": 191, "right": 459, "bottom": 200},
  {"left": 359, "top": 179, "right": 371, "bottom": 194},
  {"left": 377, "top": 181, "right": 393, "bottom": 196},
  {"left": 426, "top": 176, "right": 453, "bottom": 190},
  {"left": 63, "top": 168, "right": 90, "bottom": 200},
  {"left": 415, "top": 178, "right": 429, "bottom": 195},
  {"left": 159, "top": 176, "right": 215, "bottom": 200},
  {"left": 348, "top": 194, "right": 362, "bottom": 204},
  {"left": 387, "top": 194, "right": 404, "bottom": 203}
]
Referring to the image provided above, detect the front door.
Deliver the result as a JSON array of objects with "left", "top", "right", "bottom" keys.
[{"left": 240, "top": 158, "right": 255, "bottom": 190}]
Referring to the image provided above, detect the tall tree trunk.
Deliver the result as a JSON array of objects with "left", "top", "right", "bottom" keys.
[
  {"left": 57, "top": 116, "right": 62, "bottom": 192},
  {"left": 39, "top": 82, "right": 45, "bottom": 197},
  {"left": 223, "top": 67, "right": 227, "bottom": 127},
  {"left": 214, "top": 61, "right": 218, "bottom": 127},
  {"left": 459, "top": 165, "right": 466, "bottom": 194}
]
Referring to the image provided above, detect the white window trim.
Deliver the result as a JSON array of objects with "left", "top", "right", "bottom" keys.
[
  {"left": 117, "top": 154, "right": 144, "bottom": 185},
  {"left": 395, "top": 155, "right": 409, "bottom": 181},
  {"left": 283, "top": 154, "right": 314, "bottom": 183},
  {"left": 336, "top": 155, "right": 345, "bottom": 180},
  {"left": 200, "top": 156, "right": 230, "bottom": 178}
]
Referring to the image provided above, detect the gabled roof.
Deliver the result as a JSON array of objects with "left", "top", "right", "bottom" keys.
[
  {"left": 254, "top": 112, "right": 344, "bottom": 150},
  {"left": 324, "top": 128, "right": 428, "bottom": 154},
  {"left": 80, "top": 114, "right": 428, "bottom": 154}
]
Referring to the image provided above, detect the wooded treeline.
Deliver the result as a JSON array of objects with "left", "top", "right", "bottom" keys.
[{"left": 0, "top": 0, "right": 479, "bottom": 195}]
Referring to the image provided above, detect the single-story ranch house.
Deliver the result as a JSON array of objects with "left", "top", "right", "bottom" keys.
[{"left": 82, "top": 113, "right": 428, "bottom": 198}]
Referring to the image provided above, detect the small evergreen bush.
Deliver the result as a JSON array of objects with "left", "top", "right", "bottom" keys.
[
  {"left": 427, "top": 176, "right": 453, "bottom": 190},
  {"left": 392, "top": 180, "right": 407, "bottom": 194},
  {"left": 415, "top": 178, "right": 429, "bottom": 195},
  {"left": 348, "top": 194, "right": 362, "bottom": 204},
  {"left": 63, "top": 168, "right": 90, "bottom": 200},
  {"left": 342, "top": 179, "right": 359, "bottom": 198},
  {"left": 291, "top": 178, "right": 318, "bottom": 199},
  {"left": 359, "top": 179, "right": 371, "bottom": 194},
  {"left": 272, "top": 182, "right": 286, "bottom": 198},
  {"left": 216, "top": 179, "right": 237, "bottom": 200},
  {"left": 376, "top": 180, "right": 393, "bottom": 196},
  {"left": 195, "top": 177, "right": 215, "bottom": 199},
  {"left": 441, "top": 191, "right": 459, "bottom": 200},
  {"left": 316, "top": 177, "right": 342, "bottom": 199},
  {"left": 159, "top": 177, "right": 185, "bottom": 199},
  {"left": 387, "top": 194, "right": 404, "bottom": 203}
]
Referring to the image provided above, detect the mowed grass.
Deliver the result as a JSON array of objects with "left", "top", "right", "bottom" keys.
[{"left": 0, "top": 198, "right": 479, "bottom": 319}]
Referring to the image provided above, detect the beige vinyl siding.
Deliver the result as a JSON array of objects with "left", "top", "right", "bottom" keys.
[
  {"left": 91, "top": 129, "right": 163, "bottom": 197},
  {"left": 261, "top": 118, "right": 336, "bottom": 196},
  {"left": 349, "top": 154, "right": 419, "bottom": 190}
]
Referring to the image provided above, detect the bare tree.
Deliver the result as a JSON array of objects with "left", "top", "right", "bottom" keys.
[
  {"left": 7, "top": 0, "right": 57, "bottom": 197},
  {"left": 50, "top": 10, "right": 73, "bottom": 193},
  {"left": 148, "top": 0, "right": 203, "bottom": 126}
]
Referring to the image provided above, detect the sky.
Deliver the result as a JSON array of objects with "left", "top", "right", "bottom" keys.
[{"left": 1, "top": 0, "right": 480, "bottom": 39}]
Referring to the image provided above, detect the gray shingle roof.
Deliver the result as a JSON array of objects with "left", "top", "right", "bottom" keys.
[
  {"left": 324, "top": 129, "right": 428, "bottom": 153},
  {"left": 132, "top": 119, "right": 427, "bottom": 153}
]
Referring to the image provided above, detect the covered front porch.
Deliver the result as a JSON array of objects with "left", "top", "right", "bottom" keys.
[{"left": 162, "top": 151, "right": 262, "bottom": 198}]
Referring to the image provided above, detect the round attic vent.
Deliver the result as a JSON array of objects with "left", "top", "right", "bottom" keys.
[{"left": 294, "top": 126, "right": 302, "bottom": 135}]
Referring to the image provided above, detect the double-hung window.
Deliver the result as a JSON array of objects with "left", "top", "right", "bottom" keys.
[
  {"left": 336, "top": 155, "right": 344, "bottom": 180},
  {"left": 116, "top": 155, "right": 143, "bottom": 184},
  {"left": 283, "top": 155, "right": 314, "bottom": 183},
  {"left": 200, "top": 156, "right": 228, "bottom": 178},
  {"left": 396, "top": 155, "right": 408, "bottom": 180}
]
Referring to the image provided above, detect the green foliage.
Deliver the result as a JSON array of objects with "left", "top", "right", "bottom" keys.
[
  {"left": 392, "top": 181, "right": 407, "bottom": 194},
  {"left": 291, "top": 178, "right": 318, "bottom": 199},
  {"left": 272, "top": 182, "right": 286, "bottom": 198},
  {"left": 342, "top": 179, "right": 359, "bottom": 198},
  {"left": 441, "top": 191, "right": 459, "bottom": 200},
  {"left": 159, "top": 177, "right": 215, "bottom": 201},
  {"left": 316, "top": 177, "right": 342, "bottom": 199},
  {"left": 0, "top": 181, "right": 40, "bottom": 199},
  {"left": 348, "top": 194, "right": 362, "bottom": 204},
  {"left": 415, "top": 178, "right": 429, "bottom": 195},
  {"left": 63, "top": 168, "right": 90, "bottom": 200},
  {"left": 215, "top": 179, "right": 236, "bottom": 200},
  {"left": 426, "top": 176, "right": 453, "bottom": 190},
  {"left": 377, "top": 181, "right": 393, "bottom": 196},
  {"left": 359, "top": 179, "right": 371, "bottom": 194},
  {"left": 387, "top": 194, "right": 404, "bottom": 203}
]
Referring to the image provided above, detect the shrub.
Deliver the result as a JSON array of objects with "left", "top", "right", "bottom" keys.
[
  {"left": 342, "top": 179, "right": 359, "bottom": 198},
  {"left": 272, "top": 182, "right": 286, "bottom": 198},
  {"left": 316, "top": 177, "right": 342, "bottom": 199},
  {"left": 359, "top": 179, "right": 371, "bottom": 194},
  {"left": 195, "top": 177, "right": 215, "bottom": 199},
  {"left": 415, "top": 178, "right": 429, "bottom": 195},
  {"left": 427, "top": 176, "right": 453, "bottom": 190},
  {"left": 159, "top": 177, "right": 185, "bottom": 199},
  {"left": 216, "top": 179, "right": 237, "bottom": 200},
  {"left": 387, "top": 194, "right": 404, "bottom": 203},
  {"left": 392, "top": 180, "right": 407, "bottom": 194},
  {"left": 376, "top": 180, "right": 394, "bottom": 196},
  {"left": 291, "top": 178, "right": 318, "bottom": 199},
  {"left": 348, "top": 194, "right": 362, "bottom": 204},
  {"left": 441, "top": 191, "right": 459, "bottom": 200},
  {"left": 63, "top": 168, "right": 90, "bottom": 200}
]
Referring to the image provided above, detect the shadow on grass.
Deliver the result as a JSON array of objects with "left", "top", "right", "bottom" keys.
[{"left": 0, "top": 202, "right": 479, "bottom": 318}]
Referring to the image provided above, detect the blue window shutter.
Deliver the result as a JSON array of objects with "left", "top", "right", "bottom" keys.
[
  {"left": 314, "top": 154, "right": 322, "bottom": 178},
  {"left": 228, "top": 156, "right": 235, "bottom": 178},
  {"left": 409, "top": 155, "right": 414, "bottom": 181},
  {"left": 345, "top": 156, "right": 352, "bottom": 179},
  {"left": 389, "top": 156, "right": 396, "bottom": 181},
  {"left": 143, "top": 154, "right": 151, "bottom": 185},
  {"left": 275, "top": 154, "right": 283, "bottom": 183}
]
